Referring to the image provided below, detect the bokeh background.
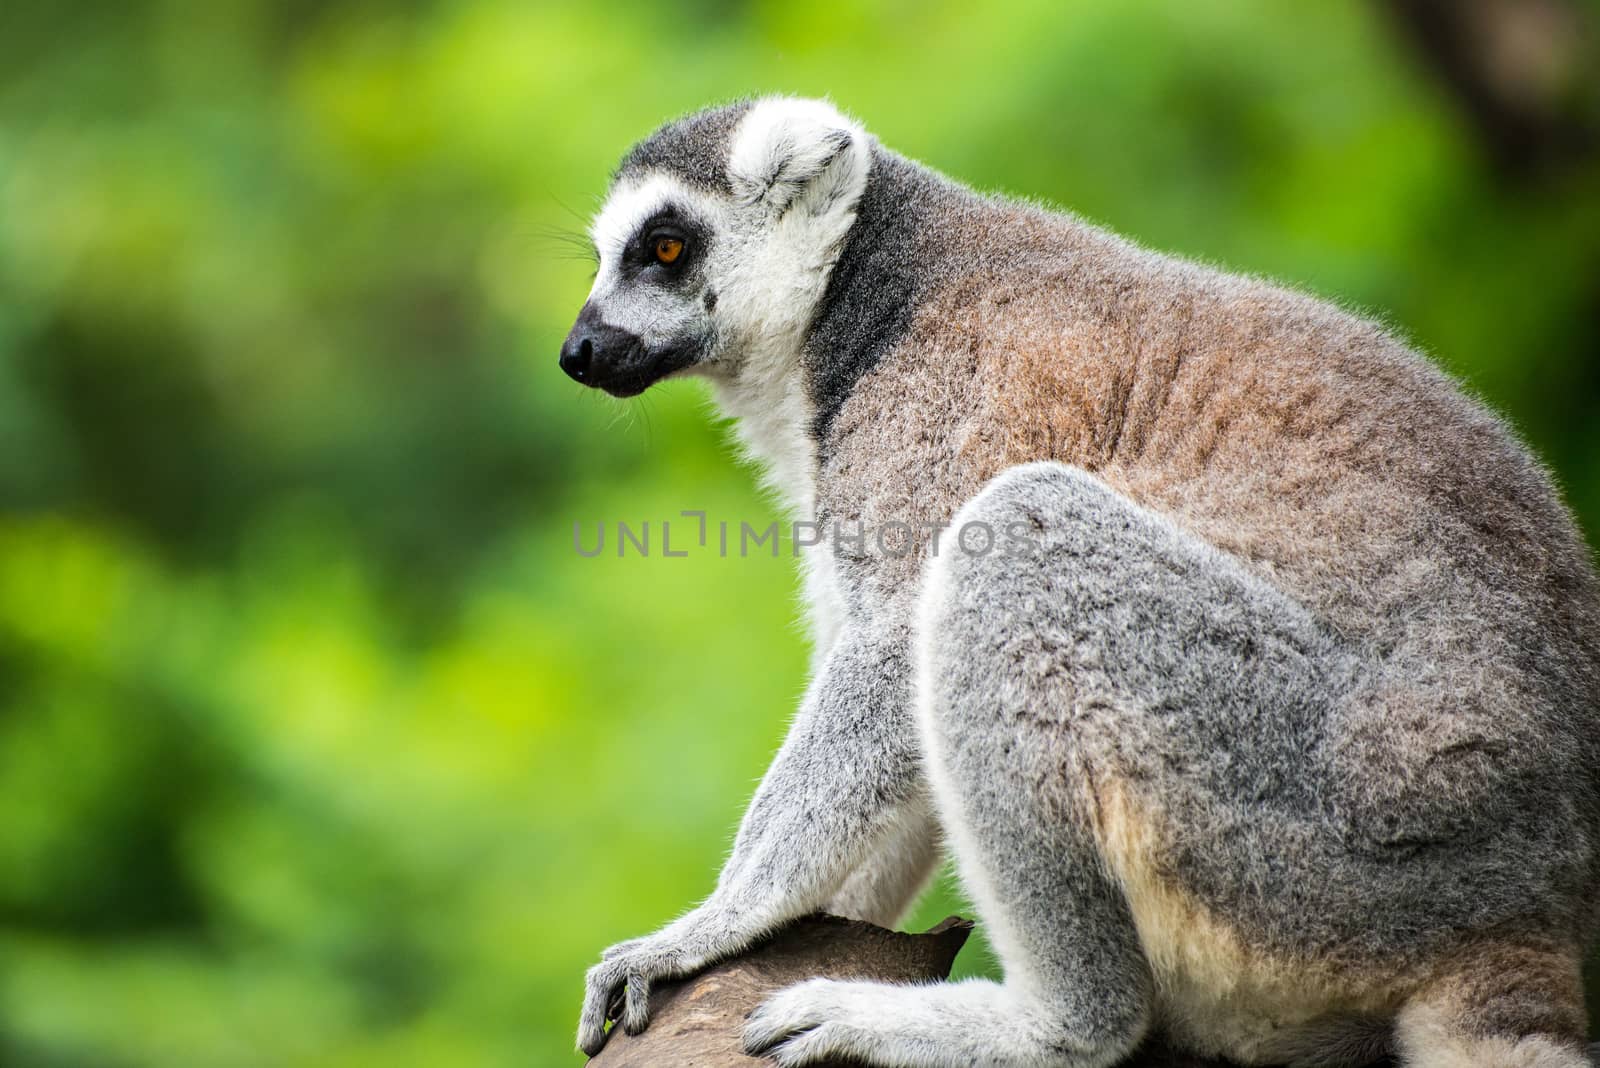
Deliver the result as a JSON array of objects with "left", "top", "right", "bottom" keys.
[{"left": 2, "top": 1, "right": 1598, "bottom": 1065}]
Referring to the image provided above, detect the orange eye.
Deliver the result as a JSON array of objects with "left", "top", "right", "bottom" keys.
[{"left": 654, "top": 236, "right": 684, "bottom": 265}]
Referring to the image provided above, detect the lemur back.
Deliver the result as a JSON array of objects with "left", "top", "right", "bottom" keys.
[{"left": 810, "top": 149, "right": 1600, "bottom": 1058}]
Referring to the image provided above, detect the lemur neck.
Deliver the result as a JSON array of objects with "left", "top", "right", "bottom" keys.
[
  {"left": 715, "top": 149, "right": 947, "bottom": 520},
  {"left": 713, "top": 371, "right": 817, "bottom": 518},
  {"left": 801, "top": 148, "right": 943, "bottom": 452}
]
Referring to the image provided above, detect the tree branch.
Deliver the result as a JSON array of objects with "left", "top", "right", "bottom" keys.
[{"left": 585, "top": 914, "right": 1241, "bottom": 1067}]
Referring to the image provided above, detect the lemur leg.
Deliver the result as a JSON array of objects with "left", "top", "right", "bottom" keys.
[
  {"left": 749, "top": 461, "right": 1346, "bottom": 1068},
  {"left": 1395, "top": 945, "right": 1590, "bottom": 1068},
  {"left": 826, "top": 790, "right": 941, "bottom": 928}
]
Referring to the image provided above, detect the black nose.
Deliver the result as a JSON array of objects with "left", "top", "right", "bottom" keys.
[
  {"left": 559, "top": 333, "right": 593, "bottom": 382},
  {"left": 560, "top": 306, "right": 643, "bottom": 387}
]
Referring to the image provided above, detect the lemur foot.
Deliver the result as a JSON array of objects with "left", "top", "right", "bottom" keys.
[{"left": 744, "top": 977, "right": 1123, "bottom": 1068}]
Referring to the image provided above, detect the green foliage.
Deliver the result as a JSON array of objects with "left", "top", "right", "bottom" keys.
[{"left": 0, "top": 2, "right": 1595, "bottom": 1064}]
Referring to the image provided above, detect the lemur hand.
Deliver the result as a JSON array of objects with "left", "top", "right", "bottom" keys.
[{"left": 576, "top": 900, "right": 754, "bottom": 1055}]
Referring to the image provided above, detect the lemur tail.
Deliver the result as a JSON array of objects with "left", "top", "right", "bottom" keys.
[{"left": 1265, "top": 1014, "right": 1392, "bottom": 1067}]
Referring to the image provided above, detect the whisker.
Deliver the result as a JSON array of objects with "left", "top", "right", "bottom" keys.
[
  {"left": 551, "top": 192, "right": 594, "bottom": 231},
  {"left": 603, "top": 397, "right": 635, "bottom": 432},
  {"left": 633, "top": 392, "right": 658, "bottom": 444}
]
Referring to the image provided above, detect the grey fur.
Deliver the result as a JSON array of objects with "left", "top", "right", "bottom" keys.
[
  {"left": 571, "top": 99, "right": 1600, "bottom": 1068},
  {"left": 614, "top": 99, "right": 753, "bottom": 193}
]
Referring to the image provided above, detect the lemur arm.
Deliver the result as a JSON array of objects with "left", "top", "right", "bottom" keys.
[
  {"left": 715, "top": 624, "right": 921, "bottom": 913},
  {"left": 578, "top": 625, "right": 922, "bottom": 1054}
]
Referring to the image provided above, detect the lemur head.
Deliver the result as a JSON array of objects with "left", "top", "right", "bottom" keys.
[{"left": 560, "top": 97, "right": 871, "bottom": 397}]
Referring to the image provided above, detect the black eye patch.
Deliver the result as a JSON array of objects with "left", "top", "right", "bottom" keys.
[{"left": 620, "top": 205, "right": 710, "bottom": 284}]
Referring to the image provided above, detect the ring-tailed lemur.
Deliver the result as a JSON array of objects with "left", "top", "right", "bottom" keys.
[{"left": 559, "top": 97, "right": 1600, "bottom": 1067}]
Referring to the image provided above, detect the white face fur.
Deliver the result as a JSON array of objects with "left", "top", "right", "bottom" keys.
[{"left": 566, "top": 98, "right": 872, "bottom": 404}]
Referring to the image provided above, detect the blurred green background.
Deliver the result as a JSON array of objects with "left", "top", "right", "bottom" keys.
[{"left": 1, "top": 1, "right": 1597, "bottom": 1065}]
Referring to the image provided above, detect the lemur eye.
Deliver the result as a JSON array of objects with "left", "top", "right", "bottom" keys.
[{"left": 653, "top": 236, "right": 684, "bottom": 265}]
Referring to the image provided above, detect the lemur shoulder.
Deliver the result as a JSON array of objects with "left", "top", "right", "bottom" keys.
[{"left": 560, "top": 97, "right": 1600, "bottom": 1068}]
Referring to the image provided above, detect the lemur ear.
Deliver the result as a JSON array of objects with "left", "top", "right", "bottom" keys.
[{"left": 729, "top": 98, "right": 869, "bottom": 217}]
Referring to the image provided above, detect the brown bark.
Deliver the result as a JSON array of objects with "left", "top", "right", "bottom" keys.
[{"left": 587, "top": 915, "right": 971, "bottom": 1067}]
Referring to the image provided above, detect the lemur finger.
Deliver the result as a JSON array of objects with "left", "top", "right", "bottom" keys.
[
  {"left": 620, "top": 972, "right": 652, "bottom": 1034},
  {"left": 576, "top": 960, "right": 623, "bottom": 1056},
  {"left": 744, "top": 1018, "right": 816, "bottom": 1057},
  {"left": 767, "top": 1024, "right": 844, "bottom": 1067},
  {"left": 743, "top": 980, "right": 835, "bottom": 1054},
  {"left": 575, "top": 1007, "right": 610, "bottom": 1058}
]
